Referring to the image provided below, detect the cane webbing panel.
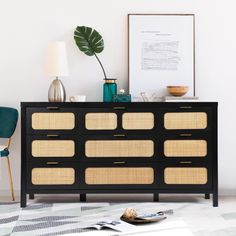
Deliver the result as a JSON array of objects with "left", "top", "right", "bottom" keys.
[
  {"left": 85, "top": 113, "right": 117, "bottom": 130},
  {"left": 164, "top": 168, "right": 207, "bottom": 184},
  {"left": 164, "top": 112, "right": 207, "bottom": 130},
  {"left": 32, "top": 140, "right": 75, "bottom": 157},
  {"left": 32, "top": 113, "right": 75, "bottom": 130},
  {"left": 85, "top": 167, "right": 154, "bottom": 185},
  {"left": 164, "top": 140, "right": 207, "bottom": 157},
  {"left": 85, "top": 140, "right": 154, "bottom": 157},
  {"left": 122, "top": 113, "right": 154, "bottom": 130},
  {"left": 32, "top": 168, "right": 75, "bottom": 185}
]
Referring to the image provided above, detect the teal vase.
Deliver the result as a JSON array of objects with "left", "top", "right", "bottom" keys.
[{"left": 103, "top": 79, "right": 117, "bottom": 102}]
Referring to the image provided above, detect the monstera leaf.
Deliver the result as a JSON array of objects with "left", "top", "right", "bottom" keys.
[
  {"left": 74, "top": 26, "right": 107, "bottom": 78},
  {"left": 74, "top": 26, "right": 104, "bottom": 56}
]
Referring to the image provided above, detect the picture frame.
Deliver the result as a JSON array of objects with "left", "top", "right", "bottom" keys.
[{"left": 128, "top": 14, "right": 195, "bottom": 101}]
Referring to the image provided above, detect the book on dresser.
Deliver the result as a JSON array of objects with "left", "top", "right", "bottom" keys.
[
  {"left": 20, "top": 102, "right": 218, "bottom": 207},
  {"left": 162, "top": 96, "right": 199, "bottom": 102}
]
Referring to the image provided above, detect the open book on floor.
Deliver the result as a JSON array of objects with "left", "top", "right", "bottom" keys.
[{"left": 83, "top": 220, "right": 136, "bottom": 232}]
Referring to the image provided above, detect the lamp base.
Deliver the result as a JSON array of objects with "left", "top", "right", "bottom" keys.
[{"left": 48, "top": 78, "right": 66, "bottom": 102}]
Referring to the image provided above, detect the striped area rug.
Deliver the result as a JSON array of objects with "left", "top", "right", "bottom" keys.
[{"left": 0, "top": 202, "right": 193, "bottom": 236}]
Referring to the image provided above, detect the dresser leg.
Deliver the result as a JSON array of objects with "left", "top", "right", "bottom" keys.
[
  {"left": 80, "top": 194, "right": 86, "bottom": 202},
  {"left": 154, "top": 193, "right": 159, "bottom": 202},
  {"left": 21, "top": 193, "right": 26, "bottom": 208},
  {"left": 205, "top": 194, "right": 210, "bottom": 199},
  {"left": 29, "top": 194, "right": 34, "bottom": 200},
  {"left": 213, "top": 194, "right": 218, "bottom": 207}
]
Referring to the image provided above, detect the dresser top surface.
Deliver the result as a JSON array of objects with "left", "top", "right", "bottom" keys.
[{"left": 21, "top": 102, "right": 218, "bottom": 108}]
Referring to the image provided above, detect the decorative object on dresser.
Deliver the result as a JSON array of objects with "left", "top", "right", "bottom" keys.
[
  {"left": 69, "top": 95, "right": 86, "bottom": 102},
  {"left": 74, "top": 26, "right": 118, "bottom": 101},
  {"left": 0, "top": 107, "right": 18, "bottom": 201},
  {"left": 103, "top": 78, "right": 117, "bottom": 102},
  {"left": 45, "top": 41, "right": 69, "bottom": 102},
  {"left": 163, "top": 96, "right": 199, "bottom": 102},
  {"left": 20, "top": 102, "right": 218, "bottom": 207},
  {"left": 167, "top": 86, "right": 189, "bottom": 97},
  {"left": 113, "top": 89, "right": 131, "bottom": 102},
  {"left": 74, "top": 26, "right": 107, "bottom": 79}
]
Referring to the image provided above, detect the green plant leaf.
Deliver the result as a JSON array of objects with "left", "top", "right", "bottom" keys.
[{"left": 74, "top": 26, "right": 104, "bottom": 56}]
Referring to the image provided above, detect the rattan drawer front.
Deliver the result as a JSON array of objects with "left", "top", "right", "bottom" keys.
[
  {"left": 164, "top": 112, "right": 207, "bottom": 130},
  {"left": 85, "top": 113, "right": 117, "bottom": 130},
  {"left": 164, "top": 168, "right": 207, "bottom": 184},
  {"left": 164, "top": 140, "right": 207, "bottom": 157},
  {"left": 32, "top": 113, "right": 75, "bottom": 130},
  {"left": 122, "top": 113, "right": 154, "bottom": 130},
  {"left": 32, "top": 168, "right": 75, "bottom": 185},
  {"left": 32, "top": 140, "right": 75, "bottom": 157},
  {"left": 85, "top": 140, "right": 154, "bottom": 157},
  {"left": 85, "top": 167, "right": 154, "bottom": 185}
]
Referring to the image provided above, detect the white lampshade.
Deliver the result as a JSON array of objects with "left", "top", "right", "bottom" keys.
[{"left": 45, "top": 41, "right": 69, "bottom": 77}]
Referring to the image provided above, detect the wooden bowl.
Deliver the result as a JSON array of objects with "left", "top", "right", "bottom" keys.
[{"left": 167, "top": 86, "right": 189, "bottom": 97}]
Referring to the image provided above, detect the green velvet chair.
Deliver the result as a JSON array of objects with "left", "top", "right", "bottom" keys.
[{"left": 0, "top": 107, "right": 18, "bottom": 201}]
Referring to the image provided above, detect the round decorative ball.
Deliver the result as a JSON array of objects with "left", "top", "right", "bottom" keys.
[{"left": 122, "top": 208, "right": 138, "bottom": 219}]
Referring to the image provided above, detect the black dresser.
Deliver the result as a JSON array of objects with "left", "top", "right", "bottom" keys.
[{"left": 21, "top": 102, "right": 218, "bottom": 207}]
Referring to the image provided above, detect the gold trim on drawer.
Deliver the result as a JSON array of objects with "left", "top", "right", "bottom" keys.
[
  {"left": 32, "top": 140, "right": 75, "bottom": 157},
  {"left": 85, "top": 113, "right": 117, "bottom": 130},
  {"left": 32, "top": 113, "right": 75, "bottom": 130},
  {"left": 164, "top": 167, "right": 208, "bottom": 184},
  {"left": 164, "top": 140, "right": 207, "bottom": 157},
  {"left": 85, "top": 140, "right": 154, "bottom": 158},
  {"left": 122, "top": 113, "right": 154, "bottom": 130},
  {"left": 31, "top": 168, "right": 75, "bottom": 185},
  {"left": 85, "top": 167, "right": 154, "bottom": 185},
  {"left": 164, "top": 112, "right": 207, "bottom": 130}
]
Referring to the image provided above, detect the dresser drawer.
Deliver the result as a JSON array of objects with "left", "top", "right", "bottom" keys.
[
  {"left": 27, "top": 162, "right": 79, "bottom": 190},
  {"left": 81, "top": 135, "right": 156, "bottom": 161},
  {"left": 161, "top": 138, "right": 212, "bottom": 161},
  {"left": 164, "top": 112, "right": 207, "bottom": 130},
  {"left": 161, "top": 106, "right": 213, "bottom": 132},
  {"left": 122, "top": 112, "right": 155, "bottom": 130},
  {"left": 80, "top": 108, "right": 157, "bottom": 134},
  {"left": 27, "top": 136, "right": 78, "bottom": 161},
  {"left": 80, "top": 163, "right": 157, "bottom": 189},
  {"left": 85, "top": 112, "right": 118, "bottom": 130},
  {"left": 26, "top": 108, "right": 77, "bottom": 134},
  {"left": 159, "top": 163, "right": 212, "bottom": 190}
]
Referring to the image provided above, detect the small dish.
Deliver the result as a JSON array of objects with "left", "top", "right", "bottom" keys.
[{"left": 120, "top": 215, "right": 166, "bottom": 224}]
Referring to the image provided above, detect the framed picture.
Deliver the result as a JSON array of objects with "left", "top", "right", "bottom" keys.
[{"left": 128, "top": 14, "right": 195, "bottom": 101}]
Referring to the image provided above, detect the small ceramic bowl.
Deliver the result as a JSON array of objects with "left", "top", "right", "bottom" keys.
[{"left": 167, "top": 86, "right": 189, "bottom": 97}]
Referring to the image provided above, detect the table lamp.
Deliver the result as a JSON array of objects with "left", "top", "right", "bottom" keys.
[{"left": 45, "top": 41, "right": 69, "bottom": 102}]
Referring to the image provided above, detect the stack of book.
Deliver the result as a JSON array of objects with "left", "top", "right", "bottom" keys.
[{"left": 162, "top": 96, "right": 199, "bottom": 102}]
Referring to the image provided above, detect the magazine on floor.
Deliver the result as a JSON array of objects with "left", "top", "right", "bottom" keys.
[{"left": 83, "top": 220, "right": 136, "bottom": 232}]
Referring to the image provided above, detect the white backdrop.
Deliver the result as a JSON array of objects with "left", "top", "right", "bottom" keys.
[{"left": 0, "top": 0, "right": 235, "bottom": 196}]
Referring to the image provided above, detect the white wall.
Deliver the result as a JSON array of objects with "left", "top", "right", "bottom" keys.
[{"left": 0, "top": 0, "right": 235, "bottom": 196}]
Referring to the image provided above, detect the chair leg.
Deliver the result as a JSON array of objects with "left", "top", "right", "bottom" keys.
[{"left": 6, "top": 157, "right": 15, "bottom": 201}]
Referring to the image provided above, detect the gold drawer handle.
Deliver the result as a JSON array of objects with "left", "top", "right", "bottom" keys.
[
  {"left": 179, "top": 134, "right": 192, "bottom": 137},
  {"left": 46, "top": 107, "right": 60, "bottom": 110},
  {"left": 179, "top": 106, "right": 192, "bottom": 109},
  {"left": 46, "top": 162, "right": 59, "bottom": 165},
  {"left": 113, "top": 107, "right": 126, "bottom": 110},
  {"left": 180, "top": 161, "right": 192, "bottom": 164},
  {"left": 113, "top": 134, "right": 126, "bottom": 137},
  {"left": 47, "top": 134, "right": 60, "bottom": 138},
  {"left": 113, "top": 161, "right": 126, "bottom": 164}
]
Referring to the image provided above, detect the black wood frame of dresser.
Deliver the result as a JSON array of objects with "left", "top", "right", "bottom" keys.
[{"left": 20, "top": 102, "right": 218, "bottom": 207}]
